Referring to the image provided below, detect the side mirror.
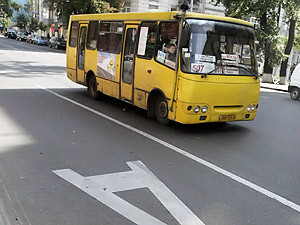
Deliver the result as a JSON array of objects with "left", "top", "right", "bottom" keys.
[{"left": 180, "top": 28, "right": 190, "bottom": 48}]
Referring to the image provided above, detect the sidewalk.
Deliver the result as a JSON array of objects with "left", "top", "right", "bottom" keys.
[{"left": 260, "top": 82, "right": 289, "bottom": 92}]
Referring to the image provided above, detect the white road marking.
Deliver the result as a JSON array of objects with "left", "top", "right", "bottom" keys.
[
  {"left": 260, "top": 88, "right": 287, "bottom": 94},
  {"left": 53, "top": 161, "right": 204, "bottom": 225},
  {"left": 0, "top": 213, "right": 4, "bottom": 225},
  {"left": 38, "top": 85, "right": 300, "bottom": 214}
]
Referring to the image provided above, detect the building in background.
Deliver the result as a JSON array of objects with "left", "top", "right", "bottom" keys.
[
  {"left": 38, "top": 0, "right": 66, "bottom": 37},
  {"left": 35, "top": 0, "right": 225, "bottom": 38},
  {"left": 122, "top": 0, "right": 225, "bottom": 15},
  {"left": 193, "top": 0, "right": 225, "bottom": 16},
  {"left": 124, "top": 0, "right": 178, "bottom": 12}
]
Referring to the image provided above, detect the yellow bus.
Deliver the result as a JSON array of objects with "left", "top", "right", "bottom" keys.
[{"left": 66, "top": 6, "right": 260, "bottom": 125}]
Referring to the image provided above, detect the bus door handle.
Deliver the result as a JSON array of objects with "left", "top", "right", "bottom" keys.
[{"left": 147, "top": 69, "right": 151, "bottom": 74}]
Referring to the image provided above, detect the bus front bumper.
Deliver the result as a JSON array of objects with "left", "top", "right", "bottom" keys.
[{"left": 174, "top": 101, "right": 258, "bottom": 124}]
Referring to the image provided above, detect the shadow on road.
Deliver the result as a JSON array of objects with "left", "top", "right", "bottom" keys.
[
  {"left": 1, "top": 60, "right": 66, "bottom": 77},
  {"left": 50, "top": 88, "right": 250, "bottom": 136}
]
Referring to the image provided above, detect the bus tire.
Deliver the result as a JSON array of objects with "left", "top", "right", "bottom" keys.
[
  {"left": 290, "top": 87, "right": 300, "bottom": 100},
  {"left": 87, "top": 76, "right": 101, "bottom": 100},
  {"left": 155, "top": 95, "right": 170, "bottom": 125}
]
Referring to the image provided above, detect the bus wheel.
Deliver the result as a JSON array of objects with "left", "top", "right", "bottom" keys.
[
  {"left": 155, "top": 96, "right": 170, "bottom": 125},
  {"left": 290, "top": 87, "right": 300, "bottom": 100},
  {"left": 87, "top": 76, "right": 100, "bottom": 100}
]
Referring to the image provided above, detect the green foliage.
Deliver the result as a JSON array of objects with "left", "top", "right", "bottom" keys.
[
  {"left": 279, "top": 0, "right": 300, "bottom": 77},
  {"left": 282, "top": 0, "right": 300, "bottom": 21},
  {"left": 24, "top": 0, "right": 33, "bottom": 15},
  {"left": 16, "top": 13, "right": 28, "bottom": 29},
  {"left": 46, "top": 0, "right": 117, "bottom": 25},
  {"left": 215, "top": 0, "right": 292, "bottom": 70},
  {"left": 295, "top": 23, "right": 300, "bottom": 51},
  {"left": 104, "top": 0, "right": 123, "bottom": 10},
  {"left": 270, "top": 35, "right": 289, "bottom": 67},
  {"left": 11, "top": 1, "right": 22, "bottom": 12},
  {"left": 0, "top": 0, "right": 22, "bottom": 18},
  {"left": 38, "top": 21, "right": 47, "bottom": 31},
  {"left": 92, "top": 0, "right": 117, "bottom": 13},
  {"left": 1, "top": 0, "right": 14, "bottom": 18},
  {"left": 29, "top": 17, "right": 39, "bottom": 32},
  {"left": 1, "top": 17, "right": 11, "bottom": 27},
  {"left": 215, "top": 0, "right": 281, "bottom": 18}
]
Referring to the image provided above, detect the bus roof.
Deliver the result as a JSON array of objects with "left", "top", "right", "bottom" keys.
[{"left": 69, "top": 11, "right": 253, "bottom": 27}]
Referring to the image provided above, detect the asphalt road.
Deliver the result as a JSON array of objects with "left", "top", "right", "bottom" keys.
[{"left": 0, "top": 36, "right": 300, "bottom": 225}]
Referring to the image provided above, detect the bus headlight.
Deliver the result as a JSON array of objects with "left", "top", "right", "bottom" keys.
[
  {"left": 251, "top": 104, "right": 255, "bottom": 111},
  {"left": 201, "top": 106, "right": 208, "bottom": 113},
  {"left": 247, "top": 105, "right": 251, "bottom": 112},
  {"left": 194, "top": 106, "right": 201, "bottom": 113}
]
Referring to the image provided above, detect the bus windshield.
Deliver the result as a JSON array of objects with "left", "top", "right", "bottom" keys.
[{"left": 181, "top": 19, "right": 258, "bottom": 76}]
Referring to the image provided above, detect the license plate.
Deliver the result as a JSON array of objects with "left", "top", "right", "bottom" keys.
[{"left": 219, "top": 115, "right": 236, "bottom": 121}]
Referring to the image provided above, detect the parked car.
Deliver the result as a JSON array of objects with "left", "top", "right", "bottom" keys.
[
  {"left": 5, "top": 31, "right": 17, "bottom": 39},
  {"left": 31, "top": 35, "right": 38, "bottom": 44},
  {"left": 288, "top": 64, "right": 300, "bottom": 100},
  {"left": 49, "top": 37, "right": 66, "bottom": 49},
  {"left": 33, "top": 36, "right": 48, "bottom": 45},
  {"left": 26, "top": 35, "right": 34, "bottom": 43},
  {"left": 16, "top": 32, "right": 27, "bottom": 41}
]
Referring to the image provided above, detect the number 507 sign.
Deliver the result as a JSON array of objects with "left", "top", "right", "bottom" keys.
[{"left": 191, "top": 62, "right": 215, "bottom": 73}]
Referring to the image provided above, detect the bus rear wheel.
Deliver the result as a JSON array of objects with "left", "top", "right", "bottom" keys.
[
  {"left": 87, "top": 76, "right": 101, "bottom": 100},
  {"left": 155, "top": 96, "right": 170, "bottom": 125}
]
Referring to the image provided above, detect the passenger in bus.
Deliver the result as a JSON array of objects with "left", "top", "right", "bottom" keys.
[
  {"left": 164, "top": 43, "right": 176, "bottom": 62},
  {"left": 145, "top": 32, "right": 156, "bottom": 58},
  {"left": 211, "top": 39, "right": 223, "bottom": 61}
]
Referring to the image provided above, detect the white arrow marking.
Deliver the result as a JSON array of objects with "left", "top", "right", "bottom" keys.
[{"left": 53, "top": 161, "right": 205, "bottom": 225}]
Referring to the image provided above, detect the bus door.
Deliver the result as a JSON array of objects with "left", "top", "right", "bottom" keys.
[
  {"left": 120, "top": 24, "right": 138, "bottom": 102},
  {"left": 77, "top": 24, "right": 88, "bottom": 84}
]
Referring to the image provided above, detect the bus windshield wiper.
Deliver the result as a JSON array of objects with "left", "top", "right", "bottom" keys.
[
  {"left": 202, "top": 67, "right": 222, "bottom": 78},
  {"left": 203, "top": 64, "right": 259, "bottom": 79},
  {"left": 224, "top": 64, "right": 259, "bottom": 79}
]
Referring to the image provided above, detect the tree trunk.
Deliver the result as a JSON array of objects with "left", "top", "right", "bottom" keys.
[
  {"left": 280, "top": 18, "right": 296, "bottom": 79},
  {"left": 261, "top": 12, "right": 273, "bottom": 74}
]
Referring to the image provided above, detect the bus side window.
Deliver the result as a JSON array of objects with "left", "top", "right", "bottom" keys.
[
  {"left": 97, "top": 22, "right": 123, "bottom": 54},
  {"left": 137, "top": 21, "right": 158, "bottom": 59},
  {"left": 69, "top": 21, "right": 79, "bottom": 47},
  {"left": 155, "top": 21, "right": 179, "bottom": 69},
  {"left": 87, "top": 21, "right": 99, "bottom": 50}
]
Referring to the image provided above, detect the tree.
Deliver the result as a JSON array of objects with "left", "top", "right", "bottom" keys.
[
  {"left": 294, "top": 23, "right": 300, "bottom": 51},
  {"left": 24, "top": 0, "right": 33, "bottom": 16},
  {"left": 215, "top": 0, "right": 283, "bottom": 75},
  {"left": 46, "top": 0, "right": 117, "bottom": 25},
  {"left": 279, "top": 0, "right": 300, "bottom": 81},
  {"left": 38, "top": 21, "right": 47, "bottom": 31},
  {"left": 0, "top": 0, "right": 22, "bottom": 18},
  {"left": 0, "top": 17, "right": 11, "bottom": 29},
  {"left": 104, "top": 0, "right": 123, "bottom": 10},
  {"left": 29, "top": 17, "right": 39, "bottom": 32},
  {"left": 38, "top": 21, "right": 47, "bottom": 36},
  {"left": 16, "top": 13, "right": 28, "bottom": 30}
]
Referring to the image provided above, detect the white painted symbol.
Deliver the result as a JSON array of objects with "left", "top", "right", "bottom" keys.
[{"left": 53, "top": 161, "right": 205, "bottom": 225}]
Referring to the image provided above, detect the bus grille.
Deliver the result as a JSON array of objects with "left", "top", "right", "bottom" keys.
[{"left": 213, "top": 105, "right": 243, "bottom": 113}]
